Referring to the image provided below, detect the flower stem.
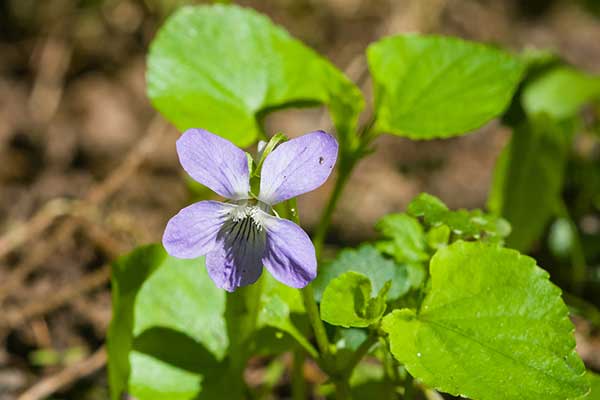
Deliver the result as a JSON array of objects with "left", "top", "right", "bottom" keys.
[
  {"left": 313, "top": 119, "right": 378, "bottom": 259},
  {"left": 301, "top": 284, "right": 331, "bottom": 357},
  {"left": 287, "top": 198, "right": 333, "bottom": 363},
  {"left": 225, "top": 278, "right": 264, "bottom": 387},
  {"left": 313, "top": 165, "right": 353, "bottom": 259},
  {"left": 334, "top": 380, "right": 352, "bottom": 400},
  {"left": 291, "top": 124, "right": 377, "bottom": 398},
  {"left": 292, "top": 349, "right": 306, "bottom": 400},
  {"left": 342, "top": 330, "right": 378, "bottom": 376}
]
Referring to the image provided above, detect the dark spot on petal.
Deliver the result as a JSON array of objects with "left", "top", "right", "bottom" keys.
[{"left": 318, "top": 156, "right": 324, "bottom": 165}]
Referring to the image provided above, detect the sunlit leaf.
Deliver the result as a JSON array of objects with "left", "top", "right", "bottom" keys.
[
  {"left": 426, "top": 224, "right": 451, "bottom": 250},
  {"left": 147, "top": 4, "right": 363, "bottom": 146},
  {"left": 367, "top": 34, "right": 524, "bottom": 139},
  {"left": 313, "top": 245, "right": 411, "bottom": 302},
  {"left": 408, "top": 193, "right": 510, "bottom": 241},
  {"left": 321, "top": 272, "right": 389, "bottom": 328},
  {"left": 407, "top": 193, "right": 448, "bottom": 225},
  {"left": 256, "top": 275, "right": 316, "bottom": 357},
  {"left": 382, "top": 241, "right": 588, "bottom": 400},
  {"left": 582, "top": 371, "right": 600, "bottom": 399},
  {"left": 488, "top": 116, "right": 574, "bottom": 251},
  {"left": 375, "top": 213, "right": 428, "bottom": 264},
  {"left": 108, "top": 245, "right": 229, "bottom": 400},
  {"left": 522, "top": 66, "right": 600, "bottom": 119}
]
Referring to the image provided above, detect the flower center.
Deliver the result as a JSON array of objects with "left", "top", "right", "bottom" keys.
[{"left": 220, "top": 202, "right": 271, "bottom": 249}]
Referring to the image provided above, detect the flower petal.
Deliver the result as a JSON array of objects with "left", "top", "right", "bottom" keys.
[
  {"left": 259, "top": 130, "right": 338, "bottom": 204},
  {"left": 261, "top": 215, "right": 317, "bottom": 288},
  {"left": 177, "top": 128, "right": 250, "bottom": 199},
  {"left": 205, "top": 212, "right": 267, "bottom": 292},
  {"left": 163, "top": 200, "right": 233, "bottom": 259}
]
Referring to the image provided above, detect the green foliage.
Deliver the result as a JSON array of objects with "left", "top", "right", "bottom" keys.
[
  {"left": 408, "top": 193, "right": 511, "bottom": 242},
  {"left": 522, "top": 66, "right": 600, "bottom": 120},
  {"left": 406, "top": 193, "right": 448, "bottom": 224},
  {"left": 147, "top": 4, "right": 363, "bottom": 147},
  {"left": 382, "top": 241, "right": 588, "bottom": 400},
  {"left": 488, "top": 116, "right": 574, "bottom": 251},
  {"left": 312, "top": 245, "right": 411, "bottom": 302},
  {"left": 321, "top": 272, "right": 389, "bottom": 328},
  {"left": 108, "top": 245, "right": 228, "bottom": 400},
  {"left": 584, "top": 371, "right": 600, "bottom": 399},
  {"left": 257, "top": 275, "right": 317, "bottom": 357},
  {"left": 374, "top": 213, "right": 428, "bottom": 264},
  {"left": 135, "top": 4, "right": 597, "bottom": 398},
  {"left": 426, "top": 224, "right": 451, "bottom": 250},
  {"left": 367, "top": 34, "right": 524, "bottom": 139}
]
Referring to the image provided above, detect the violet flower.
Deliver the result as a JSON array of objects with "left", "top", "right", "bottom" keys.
[{"left": 163, "top": 129, "right": 338, "bottom": 292}]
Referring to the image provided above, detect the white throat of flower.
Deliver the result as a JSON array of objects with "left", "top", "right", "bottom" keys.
[{"left": 220, "top": 200, "right": 271, "bottom": 249}]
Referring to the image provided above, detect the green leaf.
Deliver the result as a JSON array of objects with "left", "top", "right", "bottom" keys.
[
  {"left": 522, "top": 66, "right": 600, "bottom": 120},
  {"left": 408, "top": 193, "right": 510, "bottom": 242},
  {"left": 367, "top": 34, "right": 524, "bottom": 139},
  {"left": 108, "top": 244, "right": 228, "bottom": 400},
  {"left": 426, "top": 224, "right": 451, "bottom": 250},
  {"left": 147, "top": 4, "right": 363, "bottom": 147},
  {"left": 488, "top": 116, "right": 574, "bottom": 251},
  {"left": 382, "top": 241, "right": 588, "bottom": 400},
  {"left": 501, "top": 49, "right": 562, "bottom": 127},
  {"left": 407, "top": 193, "right": 448, "bottom": 225},
  {"left": 375, "top": 213, "right": 428, "bottom": 263},
  {"left": 321, "top": 272, "right": 389, "bottom": 328},
  {"left": 312, "top": 245, "right": 411, "bottom": 302},
  {"left": 583, "top": 371, "right": 600, "bottom": 399},
  {"left": 256, "top": 274, "right": 317, "bottom": 357}
]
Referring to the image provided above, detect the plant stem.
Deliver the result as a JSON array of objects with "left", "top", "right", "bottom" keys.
[
  {"left": 292, "top": 124, "right": 377, "bottom": 398},
  {"left": 301, "top": 284, "right": 331, "bottom": 358},
  {"left": 313, "top": 119, "right": 378, "bottom": 258},
  {"left": 334, "top": 380, "right": 352, "bottom": 400},
  {"left": 292, "top": 349, "right": 306, "bottom": 400},
  {"left": 288, "top": 201, "right": 344, "bottom": 396},
  {"left": 343, "top": 330, "right": 378, "bottom": 376},
  {"left": 313, "top": 165, "right": 352, "bottom": 258},
  {"left": 288, "top": 198, "right": 333, "bottom": 363},
  {"left": 225, "top": 278, "right": 264, "bottom": 388}
]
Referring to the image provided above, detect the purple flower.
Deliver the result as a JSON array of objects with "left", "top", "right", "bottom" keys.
[{"left": 163, "top": 129, "right": 338, "bottom": 292}]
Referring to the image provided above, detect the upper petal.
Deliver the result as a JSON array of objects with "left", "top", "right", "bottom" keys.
[
  {"left": 261, "top": 214, "right": 317, "bottom": 288},
  {"left": 206, "top": 217, "right": 266, "bottom": 292},
  {"left": 258, "top": 131, "right": 338, "bottom": 205},
  {"left": 163, "top": 200, "right": 233, "bottom": 259},
  {"left": 177, "top": 128, "right": 250, "bottom": 199}
]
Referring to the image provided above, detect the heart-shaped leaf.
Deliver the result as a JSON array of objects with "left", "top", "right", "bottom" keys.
[
  {"left": 108, "top": 245, "right": 229, "bottom": 400},
  {"left": 368, "top": 34, "right": 524, "bottom": 139},
  {"left": 382, "top": 241, "right": 588, "bottom": 400},
  {"left": 147, "top": 4, "right": 364, "bottom": 146}
]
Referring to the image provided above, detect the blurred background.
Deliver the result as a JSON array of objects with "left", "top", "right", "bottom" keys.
[{"left": 1, "top": 0, "right": 600, "bottom": 399}]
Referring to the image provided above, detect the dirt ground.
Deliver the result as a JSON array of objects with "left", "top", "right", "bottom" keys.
[{"left": 1, "top": 0, "right": 599, "bottom": 399}]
